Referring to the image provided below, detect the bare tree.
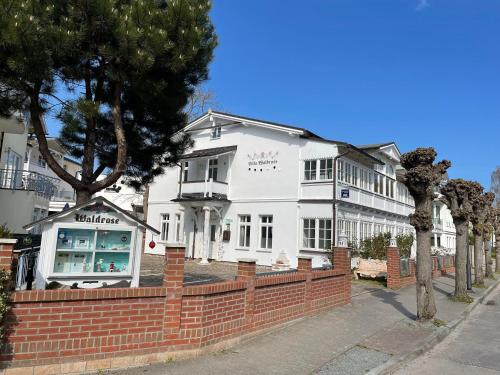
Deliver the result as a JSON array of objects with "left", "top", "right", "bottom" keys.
[
  {"left": 185, "top": 87, "right": 220, "bottom": 122},
  {"left": 440, "top": 179, "right": 474, "bottom": 300},
  {"left": 399, "top": 148, "right": 451, "bottom": 321},
  {"left": 493, "top": 209, "right": 500, "bottom": 274},
  {"left": 483, "top": 207, "right": 495, "bottom": 279},
  {"left": 470, "top": 185, "right": 495, "bottom": 286}
]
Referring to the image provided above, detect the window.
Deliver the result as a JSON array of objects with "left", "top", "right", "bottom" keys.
[
  {"left": 374, "top": 173, "right": 384, "bottom": 194},
  {"left": 53, "top": 228, "right": 132, "bottom": 274},
  {"left": 360, "top": 222, "right": 372, "bottom": 240},
  {"left": 259, "top": 215, "right": 273, "bottom": 249},
  {"left": 319, "top": 159, "right": 333, "bottom": 180},
  {"left": 208, "top": 159, "right": 218, "bottom": 181},
  {"left": 318, "top": 219, "right": 332, "bottom": 250},
  {"left": 210, "top": 126, "right": 221, "bottom": 139},
  {"left": 304, "top": 160, "right": 317, "bottom": 181},
  {"left": 210, "top": 225, "right": 217, "bottom": 242},
  {"left": 38, "top": 155, "right": 46, "bottom": 168},
  {"left": 183, "top": 162, "right": 189, "bottom": 182},
  {"left": 337, "top": 160, "right": 344, "bottom": 181},
  {"left": 174, "top": 213, "right": 181, "bottom": 242},
  {"left": 374, "top": 223, "right": 383, "bottom": 235},
  {"left": 160, "top": 214, "right": 170, "bottom": 241},
  {"left": 302, "top": 219, "right": 316, "bottom": 249},
  {"left": 352, "top": 166, "right": 358, "bottom": 186},
  {"left": 345, "top": 162, "right": 352, "bottom": 184},
  {"left": 385, "top": 179, "right": 394, "bottom": 198},
  {"left": 238, "top": 215, "right": 251, "bottom": 248}
]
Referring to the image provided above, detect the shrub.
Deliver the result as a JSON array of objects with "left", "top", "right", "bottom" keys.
[
  {"left": 0, "top": 270, "right": 12, "bottom": 339},
  {"left": 396, "top": 233, "right": 414, "bottom": 258},
  {"left": 0, "top": 224, "right": 12, "bottom": 239},
  {"left": 360, "top": 233, "right": 391, "bottom": 260}
]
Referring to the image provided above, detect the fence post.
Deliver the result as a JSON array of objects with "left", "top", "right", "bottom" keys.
[
  {"left": 297, "top": 256, "right": 313, "bottom": 313},
  {"left": 386, "top": 239, "right": 401, "bottom": 290},
  {"left": 0, "top": 239, "right": 16, "bottom": 272},
  {"left": 333, "top": 235, "right": 351, "bottom": 303},
  {"left": 237, "top": 258, "right": 257, "bottom": 329},
  {"left": 163, "top": 245, "right": 185, "bottom": 335}
]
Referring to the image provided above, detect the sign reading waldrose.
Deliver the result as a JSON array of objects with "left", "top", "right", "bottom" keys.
[{"left": 247, "top": 151, "right": 279, "bottom": 168}]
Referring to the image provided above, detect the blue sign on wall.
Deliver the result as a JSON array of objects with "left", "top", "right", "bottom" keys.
[{"left": 341, "top": 189, "right": 349, "bottom": 198}]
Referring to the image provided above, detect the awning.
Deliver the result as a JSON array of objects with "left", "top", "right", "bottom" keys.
[{"left": 181, "top": 145, "right": 237, "bottom": 160}]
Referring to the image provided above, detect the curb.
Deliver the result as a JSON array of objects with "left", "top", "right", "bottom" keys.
[{"left": 367, "top": 278, "right": 500, "bottom": 375}]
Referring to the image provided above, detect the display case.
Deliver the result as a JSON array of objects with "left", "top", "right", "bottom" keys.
[{"left": 24, "top": 197, "right": 160, "bottom": 289}]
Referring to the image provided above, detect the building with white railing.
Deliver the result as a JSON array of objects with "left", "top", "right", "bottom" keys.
[{"left": 145, "top": 111, "right": 434, "bottom": 267}]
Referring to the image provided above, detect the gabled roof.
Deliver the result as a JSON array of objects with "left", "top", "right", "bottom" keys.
[
  {"left": 23, "top": 196, "right": 159, "bottom": 233},
  {"left": 358, "top": 141, "right": 402, "bottom": 157}
]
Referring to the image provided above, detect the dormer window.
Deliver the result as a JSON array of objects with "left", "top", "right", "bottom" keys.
[{"left": 210, "top": 126, "right": 221, "bottom": 139}]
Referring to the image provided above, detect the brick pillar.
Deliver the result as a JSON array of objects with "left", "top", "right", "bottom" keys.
[
  {"left": 237, "top": 258, "right": 256, "bottom": 329},
  {"left": 332, "top": 246, "right": 351, "bottom": 303},
  {"left": 386, "top": 246, "right": 401, "bottom": 290},
  {"left": 297, "top": 256, "right": 313, "bottom": 313},
  {"left": 163, "top": 245, "right": 185, "bottom": 335},
  {"left": 0, "top": 239, "right": 16, "bottom": 272}
]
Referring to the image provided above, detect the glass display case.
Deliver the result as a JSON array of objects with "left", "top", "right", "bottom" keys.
[{"left": 53, "top": 228, "right": 132, "bottom": 275}]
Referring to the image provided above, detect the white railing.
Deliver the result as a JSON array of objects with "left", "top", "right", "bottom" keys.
[
  {"left": 181, "top": 178, "right": 228, "bottom": 198},
  {"left": 0, "top": 169, "right": 59, "bottom": 198}
]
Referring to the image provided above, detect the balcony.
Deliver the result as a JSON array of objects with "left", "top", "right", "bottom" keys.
[
  {"left": 0, "top": 169, "right": 59, "bottom": 199},
  {"left": 180, "top": 178, "right": 229, "bottom": 200},
  {"left": 432, "top": 218, "right": 443, "bottom": 231}
]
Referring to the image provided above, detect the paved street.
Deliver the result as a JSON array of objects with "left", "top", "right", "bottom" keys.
[
  {"left": 110, "top": 276, "right": 498, "bottom": 375},
  {"left": 396, "top": 283, "right": 500, "bottom": 375}
]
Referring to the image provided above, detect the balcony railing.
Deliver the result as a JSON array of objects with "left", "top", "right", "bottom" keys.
[
  {"left": 51, "top": 189, "right": 76, "bottom": 202},
  {"left": 0, "top": 169, "right": 59, "bottom": 199},
  {"left": 181, "top": 178, "right": 228, "bottom": 198}
]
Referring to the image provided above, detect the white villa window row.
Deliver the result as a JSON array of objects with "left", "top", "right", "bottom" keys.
[
  {"left": 302, "top": 158, "right": 413, "bottom": 206},
  {"left": 302, "top": 218, "right": 332, "bottom": 250},
  {"left": 238, "top": 214, "right": 274, "bottom": 250}
]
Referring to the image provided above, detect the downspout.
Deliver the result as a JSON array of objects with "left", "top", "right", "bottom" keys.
[
  {"left": 332, "top": 150, "right": 351, "bottom": 247},
  {"left": 0, "top": 131, "right": 4, "bottom": 167}
]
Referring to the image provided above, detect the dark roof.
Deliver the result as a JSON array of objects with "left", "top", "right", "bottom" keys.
[
  {"left": 181, "top": 145, "right": 237, "bottom": 160},
  {"left": 192, "top": 111, "right": 324, "bottom": 139},
  {"left": 357, "top": 142, "right": 395, "bottom": 150},
  {"left": 172, "top": 193, "right": 230, "bottom": 202},
  {"left": 23, "top": 196, "right": 159, "bottom": 233},
  {"left": 188, "top": 111, "right": 383, "bottom": 165}
]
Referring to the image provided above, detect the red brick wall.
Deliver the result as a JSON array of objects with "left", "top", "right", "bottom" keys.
[
  {"left": 387, "top": 247, "right": 455, "bottom": 290},
  {"left": 0, "top": 246, "right": 351, "bottom": 372}
]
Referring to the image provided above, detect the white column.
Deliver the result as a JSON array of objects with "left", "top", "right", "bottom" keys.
[
  {"left": 204, "top": 159, "right": 210, "bottom": 197},
  {"left": 200, "top": 206, "right": 211, "bottom": 264},
  {"left": 179, "top": 207, "right": 185, "bottom": 244}
]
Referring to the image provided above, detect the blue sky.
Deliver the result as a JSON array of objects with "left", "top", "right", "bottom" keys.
[
  {"left": 204, "top": 0, "right": 500, "bottom": 189},
  {"left": 46, "top": 0, "right": 499, "bottom": 189}
]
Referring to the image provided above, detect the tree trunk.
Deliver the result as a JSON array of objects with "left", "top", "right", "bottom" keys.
[
  {"left": 485, "top": 239, "right": 493, "bottom": 278},
  {"left": 415, "top": 229, "right": 437, "bottom": 320},
  {"left": 75, "top": 189, "right": 93, "bottom": 205},
  {"left": 496, "top": 235, "right": 500, "bottom": 274},
  {"left": 474, "top": 234, "right": 484, "bottom": 285},
  {"left": 454, "top": 222, "right": 468, "bottom": 298}
]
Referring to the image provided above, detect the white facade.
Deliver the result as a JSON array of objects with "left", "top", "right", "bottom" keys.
[
  {"left": 145, "top": 112, "right": 423, "bottom": 267},
  {"left": 431, "top": 195, "right": 456, "bottom": 255}
]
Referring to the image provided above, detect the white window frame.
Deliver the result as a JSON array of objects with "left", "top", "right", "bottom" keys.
[
  {"left": 318, "top": 219, "right": 332, "bottom": 250},
  {"left": 174, "top": 213, "right": 181, "bottom": 242},
  {"left": 319, "top": 159, "right": 333, "bottom": 180},
  {"left": 208, "top": 158, "right": 218, "bottom": 181},
  {"left": 210, "top": 126, "right": 221, "bottom": 139},
  {"left": 183, "top": 162, "right": 189, "bottom": 182},
  {"left": 160, "top": 213, "right": 170, "bottom": 242},
  {"left": 304, "top": 160, "right": 317, "bottom": 181},
  {"left": 238, "top": 215, "right": 251, "bottom": 248},
  {"left": 302, "top": 218, "right": 317, "bottom": 249},
  {"left": 259, "top": 215, "right": 273, "bottom": 250}
]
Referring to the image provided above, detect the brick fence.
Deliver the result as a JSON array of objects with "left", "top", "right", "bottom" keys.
[
  {"left": 0, "top": 245, "right": 351, "bottom": 374},
  {"left": 386, "top": 245, "right": 455, "bottom": 290}
]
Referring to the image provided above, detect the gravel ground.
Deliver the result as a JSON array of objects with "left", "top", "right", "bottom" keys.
[{"left": 140, "top": 254, "right": 271, "bottom": 287}]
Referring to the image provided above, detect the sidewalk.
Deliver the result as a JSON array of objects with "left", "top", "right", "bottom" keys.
[{"left": 109, "top": 275, "right": 499, "bottom": 375}]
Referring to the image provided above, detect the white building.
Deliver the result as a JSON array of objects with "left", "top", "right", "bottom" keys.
[
  {"left": 145, "top": 111, "right": 420, "bottom": 267},
  {"left": 0, "top": 116, "right": 56, "bottom": 233},
  {"left": 432, "top": 194, "right": 456, "bottom": 255}
]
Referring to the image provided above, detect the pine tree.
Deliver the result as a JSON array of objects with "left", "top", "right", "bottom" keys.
[{"left": 0, "top": 0, "right": 217, "bottom": 203}]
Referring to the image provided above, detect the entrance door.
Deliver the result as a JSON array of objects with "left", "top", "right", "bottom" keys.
[{"left": 209, "top": 224, "right": 218, "bottom": 260}]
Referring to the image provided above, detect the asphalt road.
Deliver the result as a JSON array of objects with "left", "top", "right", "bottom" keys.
[{"left": 396, "top": 284, "right": 500, "bottom": 374}]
